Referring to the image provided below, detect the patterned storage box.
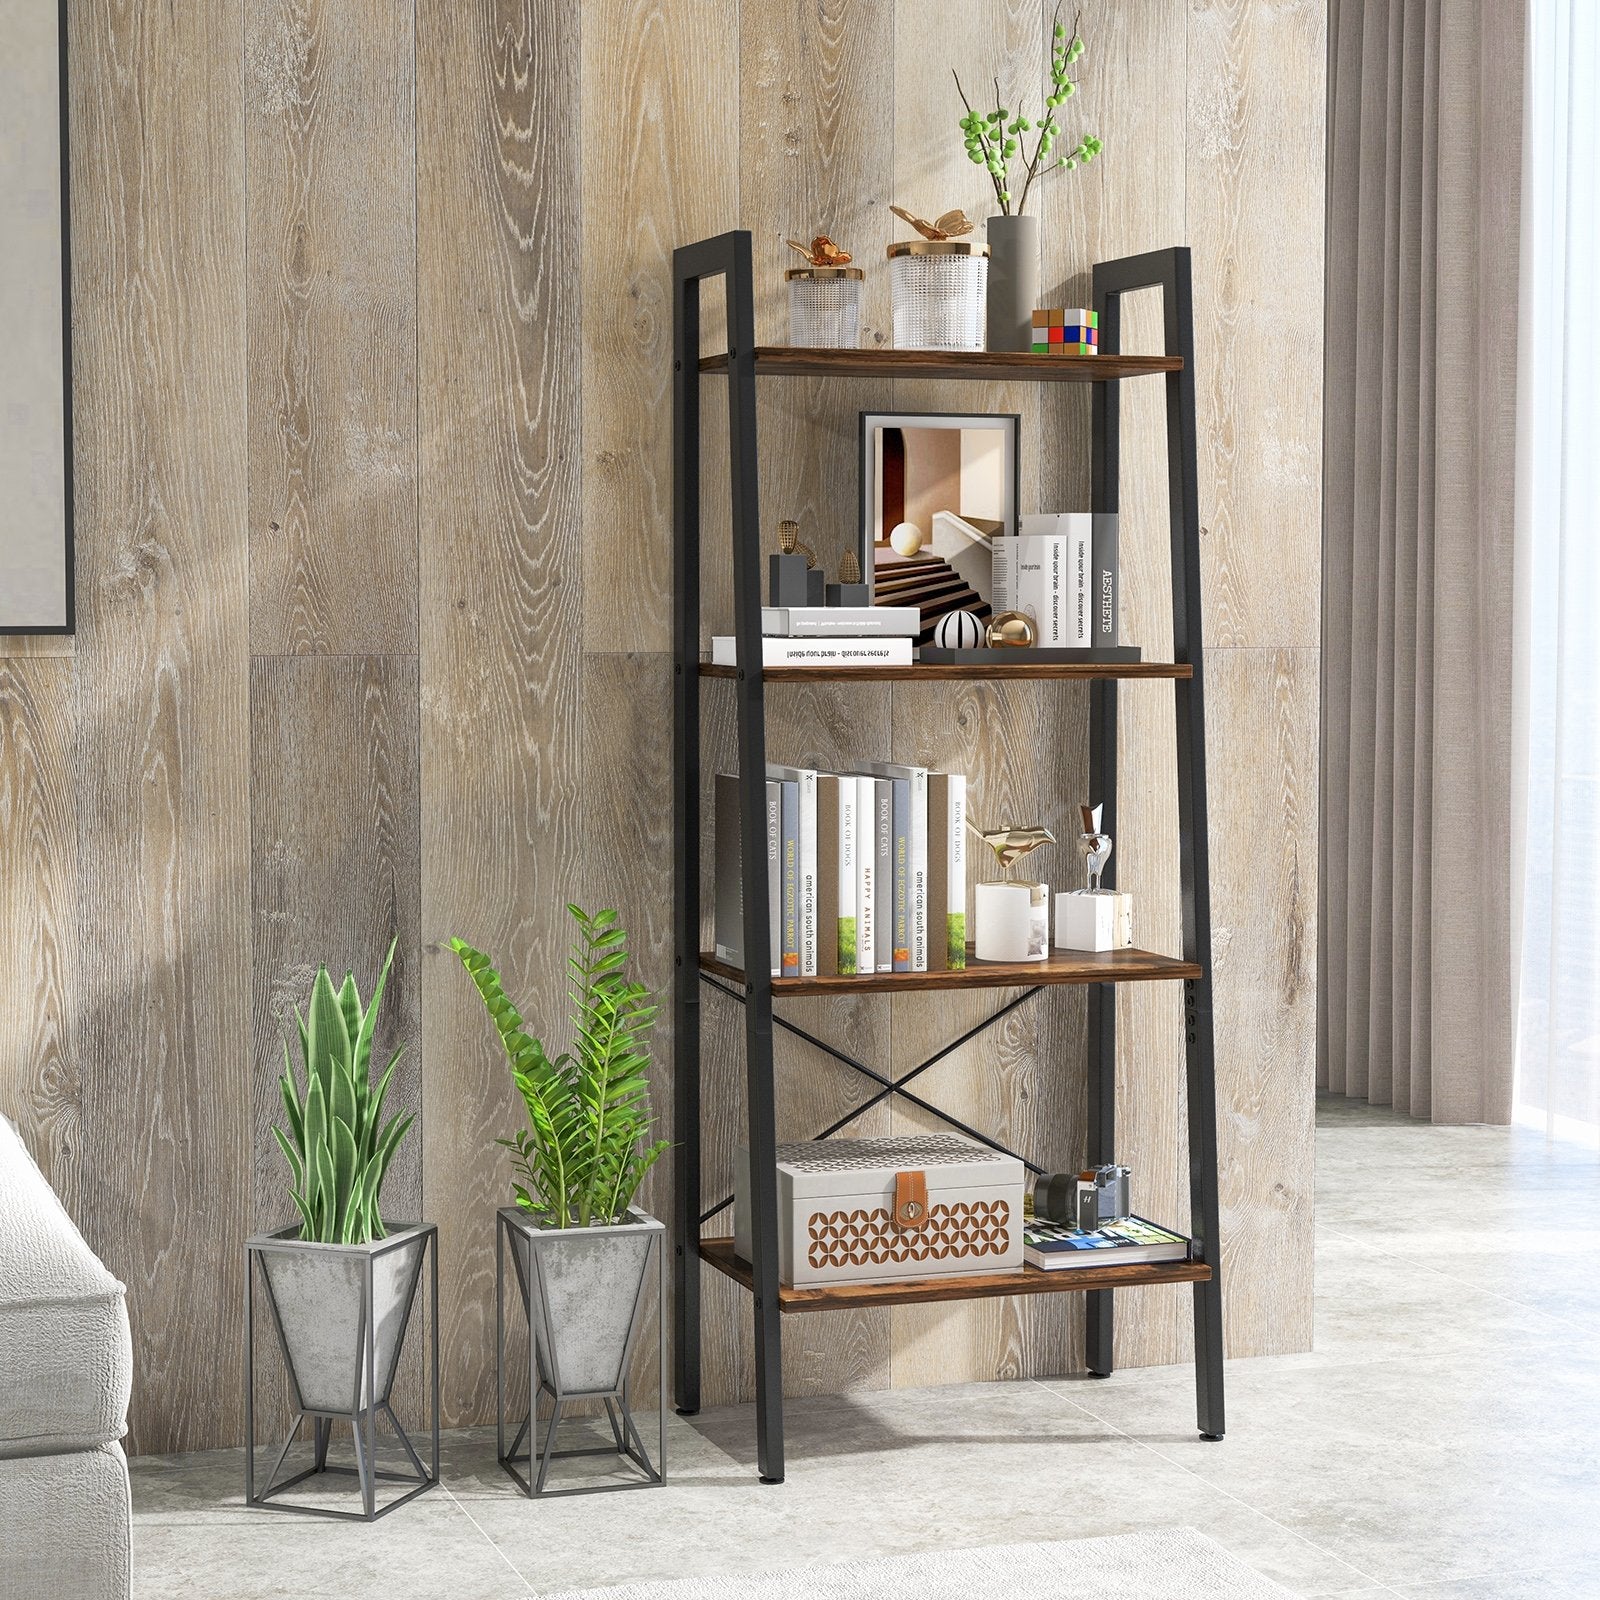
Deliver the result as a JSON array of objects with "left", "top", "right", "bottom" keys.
[{"left": 734, "top": 1134, "right": 1024, "bottom": 1287}]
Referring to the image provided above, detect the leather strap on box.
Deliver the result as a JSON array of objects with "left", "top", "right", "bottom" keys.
[{"left": 892, "top": 1170, "right": 929, "bottom": 1232}]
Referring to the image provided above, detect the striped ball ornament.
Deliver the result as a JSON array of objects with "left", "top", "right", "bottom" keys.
[{"left": 933, "top": 609, "right": 985, "bottom": 650}]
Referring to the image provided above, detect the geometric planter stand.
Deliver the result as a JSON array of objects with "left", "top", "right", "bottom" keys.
[
  {"left": 495, "top": 1206, "right": 666, "bottom": 1498},
  {"left": 244, "top": 1223, "right": 440, "bottom": 1522}
]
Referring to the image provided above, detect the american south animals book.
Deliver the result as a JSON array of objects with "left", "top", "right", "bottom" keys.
[
  {"left": 766, "top": 764, "right": 817, "bottom": 976},
  {"left": 863, "top": 762, "right": 928, "bottom": 971}
]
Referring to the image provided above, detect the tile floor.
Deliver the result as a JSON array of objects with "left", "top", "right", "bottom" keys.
[{"left": 130, "top": 1098, "right": 1600, "bottom": 1598}]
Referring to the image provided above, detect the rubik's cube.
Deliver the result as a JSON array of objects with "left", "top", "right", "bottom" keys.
[{"left": 1031, "top": 308, "right": 1098, "bottom": 356}]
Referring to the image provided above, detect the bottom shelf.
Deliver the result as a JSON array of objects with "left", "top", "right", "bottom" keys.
[{"left": 698, "top": 1237, "right": 1210, "bottom": 1313}]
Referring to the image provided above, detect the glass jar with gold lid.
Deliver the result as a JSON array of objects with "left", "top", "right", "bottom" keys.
[{"left": 887, "top": 239, "right": 989, "bottom": 352}]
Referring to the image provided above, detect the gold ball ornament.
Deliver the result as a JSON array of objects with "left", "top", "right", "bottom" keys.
[
  {"left": 986, "top": 610, "right": 1037, "bottom": 648},
  {"left": 888, "top": 520, "right": 924, "bottom": 558}
]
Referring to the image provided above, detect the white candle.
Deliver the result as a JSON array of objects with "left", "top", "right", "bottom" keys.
[{"left": 974, "top": 881, "right": 1050, "bottom": 963}]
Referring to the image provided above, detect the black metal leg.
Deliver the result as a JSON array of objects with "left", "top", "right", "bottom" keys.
[
  {"left": 1085, "top": 675, "right": 1119, "bottom": 1377},
  {"left": 1094, "top": 246, "right": 1224, "bottom": 1437},
  {"left": 312, "top": 1415, "right": 330, "bottom": 1471},
  {"left": 672, "top": 242, "right": 705, "bottom": 1420}
]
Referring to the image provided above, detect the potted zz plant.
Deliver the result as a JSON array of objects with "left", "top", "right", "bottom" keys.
[
  {"left": 453, "top": 905, "right": 669, "bottom": 1495},
  {"left": 245, "top": 941, "right": 434, "bottom": 1520}
]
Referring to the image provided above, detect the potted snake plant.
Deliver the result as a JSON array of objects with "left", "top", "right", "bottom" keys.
[
  {"left": 453, "top": 907, "right": 669, "bottom": 1426},
  {"left": 249, "top": 943, "right": 426, "bottom": 1454}
]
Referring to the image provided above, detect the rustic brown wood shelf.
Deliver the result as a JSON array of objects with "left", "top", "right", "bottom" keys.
[
  {"left": 699, "top": 1237, "right": 1211, "bottom": 1312},
  {"left": 698, "top": 660, "right": 1193, "bottom": 682},
  {"left": 700, "top": 946, "right": 1201, "bottom": 997},
  {"left": 698, "top": 347, "right": 1182, "bottom": 383}
]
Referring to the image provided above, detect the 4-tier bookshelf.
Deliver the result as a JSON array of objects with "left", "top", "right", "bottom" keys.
[{"left": 672, "top": 233, "right": 1224, "bottom": 1483}]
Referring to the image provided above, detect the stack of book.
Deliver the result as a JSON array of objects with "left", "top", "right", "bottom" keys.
[
  {"left": 1022, "top": 1215, "right": 1192, "bottom": 1271},
  {"left": 714, "top": 764, "right": 966, "bottom": 977},
  {"left": 991, "top": 513, "right": 1120, "bottom": 648},
  {"left": 710, "top": 605, "right": 921, "bottom": 668}
]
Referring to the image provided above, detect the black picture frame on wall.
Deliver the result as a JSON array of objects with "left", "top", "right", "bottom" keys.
[
  {"left": 857, "top": 411, "right": 1018, "bottom": 635},
  {"left": 0, "top": 0, "right": 75, "bottom": 636}
]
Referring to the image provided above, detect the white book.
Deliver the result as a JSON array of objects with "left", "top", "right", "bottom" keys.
[
  {"left": 766, "top": 764, "right": 817, "bottom": 975},
  {"left": 762, "top": 606, "right": 922, "bottom": 637},
  {"left": 854, "top": 775, "right": 876, "bottom": 976},
  {"left": 994, "top": 517, "right": 1093, "bottom": 646},
  {"left": 862, "top": 762, "right": 928, "bottom": 971},
  {"left": 711, "top": 636, "right": 913, "bottom": 667},
  {"left": 837, "top": 777, "right": 858, "bottom": 976}
]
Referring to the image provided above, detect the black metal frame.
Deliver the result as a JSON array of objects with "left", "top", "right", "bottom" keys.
[
  {"left": 494, "top": 1208, "right": 668, "bottom": 1499},
  {"left": 244, "top": 1225, "right": 440, "bottom": 1522},
  {"left": 671, "top": 232, "right": 1224, "bottom": 1484}
]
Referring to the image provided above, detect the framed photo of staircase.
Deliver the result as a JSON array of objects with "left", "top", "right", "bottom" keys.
[{"left": 858, "top": 412, "right": 1018, "bottom": 647}]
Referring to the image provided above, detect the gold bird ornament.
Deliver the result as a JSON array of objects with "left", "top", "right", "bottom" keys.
[
  {"left": 786, "top": 234, "right": 853, "bottom": 267},
  {"left": 967, "top": 819, "right": 1056, "bottom": 879},
  {"left": 889, "top": 204, "right": 976, "bottom": 241}
]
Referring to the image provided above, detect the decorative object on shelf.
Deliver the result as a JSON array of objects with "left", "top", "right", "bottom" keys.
[
  {"left": 887, "top": 217, "right": 988, "bottom": 351},
  {"left": 734, "top": 1134, "right": 1023, "bottom": 1287},
  {"left": 246, "top": 941, "right": 437, "bottom": 1522},
  {"left": 1073, "top": 1163, "right": 1134, "bottom": 1231},
  {"left": 932, "top": 608, "right": 986, "bottom": 650},
  {"left": 1054, "top": 801, "right": 1134, "bottom": 951},
  {"left": 950, "top": 8, "right": 1105, "bottom": 351},
  {"left": 770, "top": 518, "right": 823, "bottom": 608},
  {"left": 825, "top": 550, "right": 870, "bottom": 607},
  {"left": 452, "top": 908, "right": 669, "bottom": 1498},
  {"left": 859, "top": 411, "right": 1017, "bottom": 643},
  {"left": 888, "top": 204, "right": 975, "bottom": 240},
  {"left": 1032, "top": 306, "right": 1098, "bottom": 355},
  {"left": 987, "top": 608, "right": 1037, "bottom": 648},
  {"left": 785, "top": 236, "right": 863, "bottom": 350},
  {"left": 888, "top": 520, "right": 924, "bottom": 558},
  {"left": 969, "top": 817, "right": 1054, "bottom": 963}
]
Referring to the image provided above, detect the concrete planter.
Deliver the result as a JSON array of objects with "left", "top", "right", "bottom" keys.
[
  {"left": 985, "top": 213, "right": 1040, "bottom": 353},
  {"left": 254, "top": 1223, "right": 430, "bottom": 1415},
  {"left": 497, "top": 1206, "right": 666, "bottom": 1496}
]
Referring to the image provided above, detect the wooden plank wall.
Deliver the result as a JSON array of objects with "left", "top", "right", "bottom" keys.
[{"left": 0, "top": 0, "right": 1322, "bottom": 1451}]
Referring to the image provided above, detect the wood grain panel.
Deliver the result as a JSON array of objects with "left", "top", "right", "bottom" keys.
[
  {"left": 0, "top": 660, "right": 78, "bottom": 1184},
  {"left": 416, "top": 0, "right": 584, "bottom": 1429},
  {"left": 1188, "top": 0, "right": 1324, "bottom": 649},
  {"left": 1206, "top": 647, "right": 1317, "bottom": 1353},
  {"left": 582, "top": 0, "right": 739, "bottom": 654},
  {"left": 68, "top": 0, "right": 253, "bottom": 1456},
  {"left": 245, "top": 0, "right": 418, "bottom": 655},
  {"left": 248, "top": 656, "right": 422, "bottom": 1232}
]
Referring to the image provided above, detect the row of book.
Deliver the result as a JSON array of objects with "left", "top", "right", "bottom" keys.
[
  {"left": 993, "top": 512, "right": 1120, "bottom": 648},
  {"left": 714, "top": 763, "right": 966, "bottom": 977},
  {"left": 711, "top": 605, "right": 919, "bottom": 668}
]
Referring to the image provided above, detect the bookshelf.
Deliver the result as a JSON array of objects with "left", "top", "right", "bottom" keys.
[{"left": 672, "top": 234, "right": 1224, "bottom": 1483}]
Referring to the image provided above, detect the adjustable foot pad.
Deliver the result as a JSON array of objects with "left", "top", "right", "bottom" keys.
[
  {"left": 674, "top": 1407, "right": 699, "bottom": 1417},
  {"left": 1200, "top": 1432, "right": 1224, "bottom": 1441},
  {"left": 759, "top": 1474, "right": 784, "bottom": 1485}
]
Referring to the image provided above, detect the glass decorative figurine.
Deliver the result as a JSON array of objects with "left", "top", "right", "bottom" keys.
[{"left": 1054, "top": 802, "right": 1134, "bottom": 952}]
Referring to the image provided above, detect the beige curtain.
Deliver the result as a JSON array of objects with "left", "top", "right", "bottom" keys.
[{"left": 1321, "top": 0, "right": 1523, "bottom": 1123}]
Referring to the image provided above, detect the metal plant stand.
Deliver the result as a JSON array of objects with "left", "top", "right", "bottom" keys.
[
  {"left": 670, "top": 232, "right": 1226, "bottom": 1484},
  {"left": 495, "top": 1207, "right": 667, "bottom": 1498},
  {"left": 244, "top": 1225, "right": 440, "bottom": 1522}
]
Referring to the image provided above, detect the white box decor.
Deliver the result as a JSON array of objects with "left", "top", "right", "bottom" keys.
[
  {"left": 888, "top": 240, "right": 988, "bottom": 351},
  {"left": 734, "top": 1134, "right": 1023, "bottom": 1287},
  {"left": 1055, "top": 889, "right": 1134, "bottom": 952},
  {"left": 786, "top": 266, "right": 863, "bottom": 349},
  {"left": 974, "top": 880, "right": 1049, "bottom": 962}
]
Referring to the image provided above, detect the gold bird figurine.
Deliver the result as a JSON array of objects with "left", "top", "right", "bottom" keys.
[
  {"left": 967, "top": 819, "right": 1056, "bottom": 878},
  {"left": 889, "top": 205, "right": 976, "bottom": 241},
  {"left": 786, "top": 234, "right": 854, "bottom": 267}
]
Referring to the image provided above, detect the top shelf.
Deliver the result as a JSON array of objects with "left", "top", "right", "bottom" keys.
[{"left": 698, "top": 347, "right": 1182, "bottom": 383}]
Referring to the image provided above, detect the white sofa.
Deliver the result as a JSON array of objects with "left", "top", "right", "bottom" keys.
[{"left": 0, "top": 1114, "right": 132, "bottom": 1600}]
